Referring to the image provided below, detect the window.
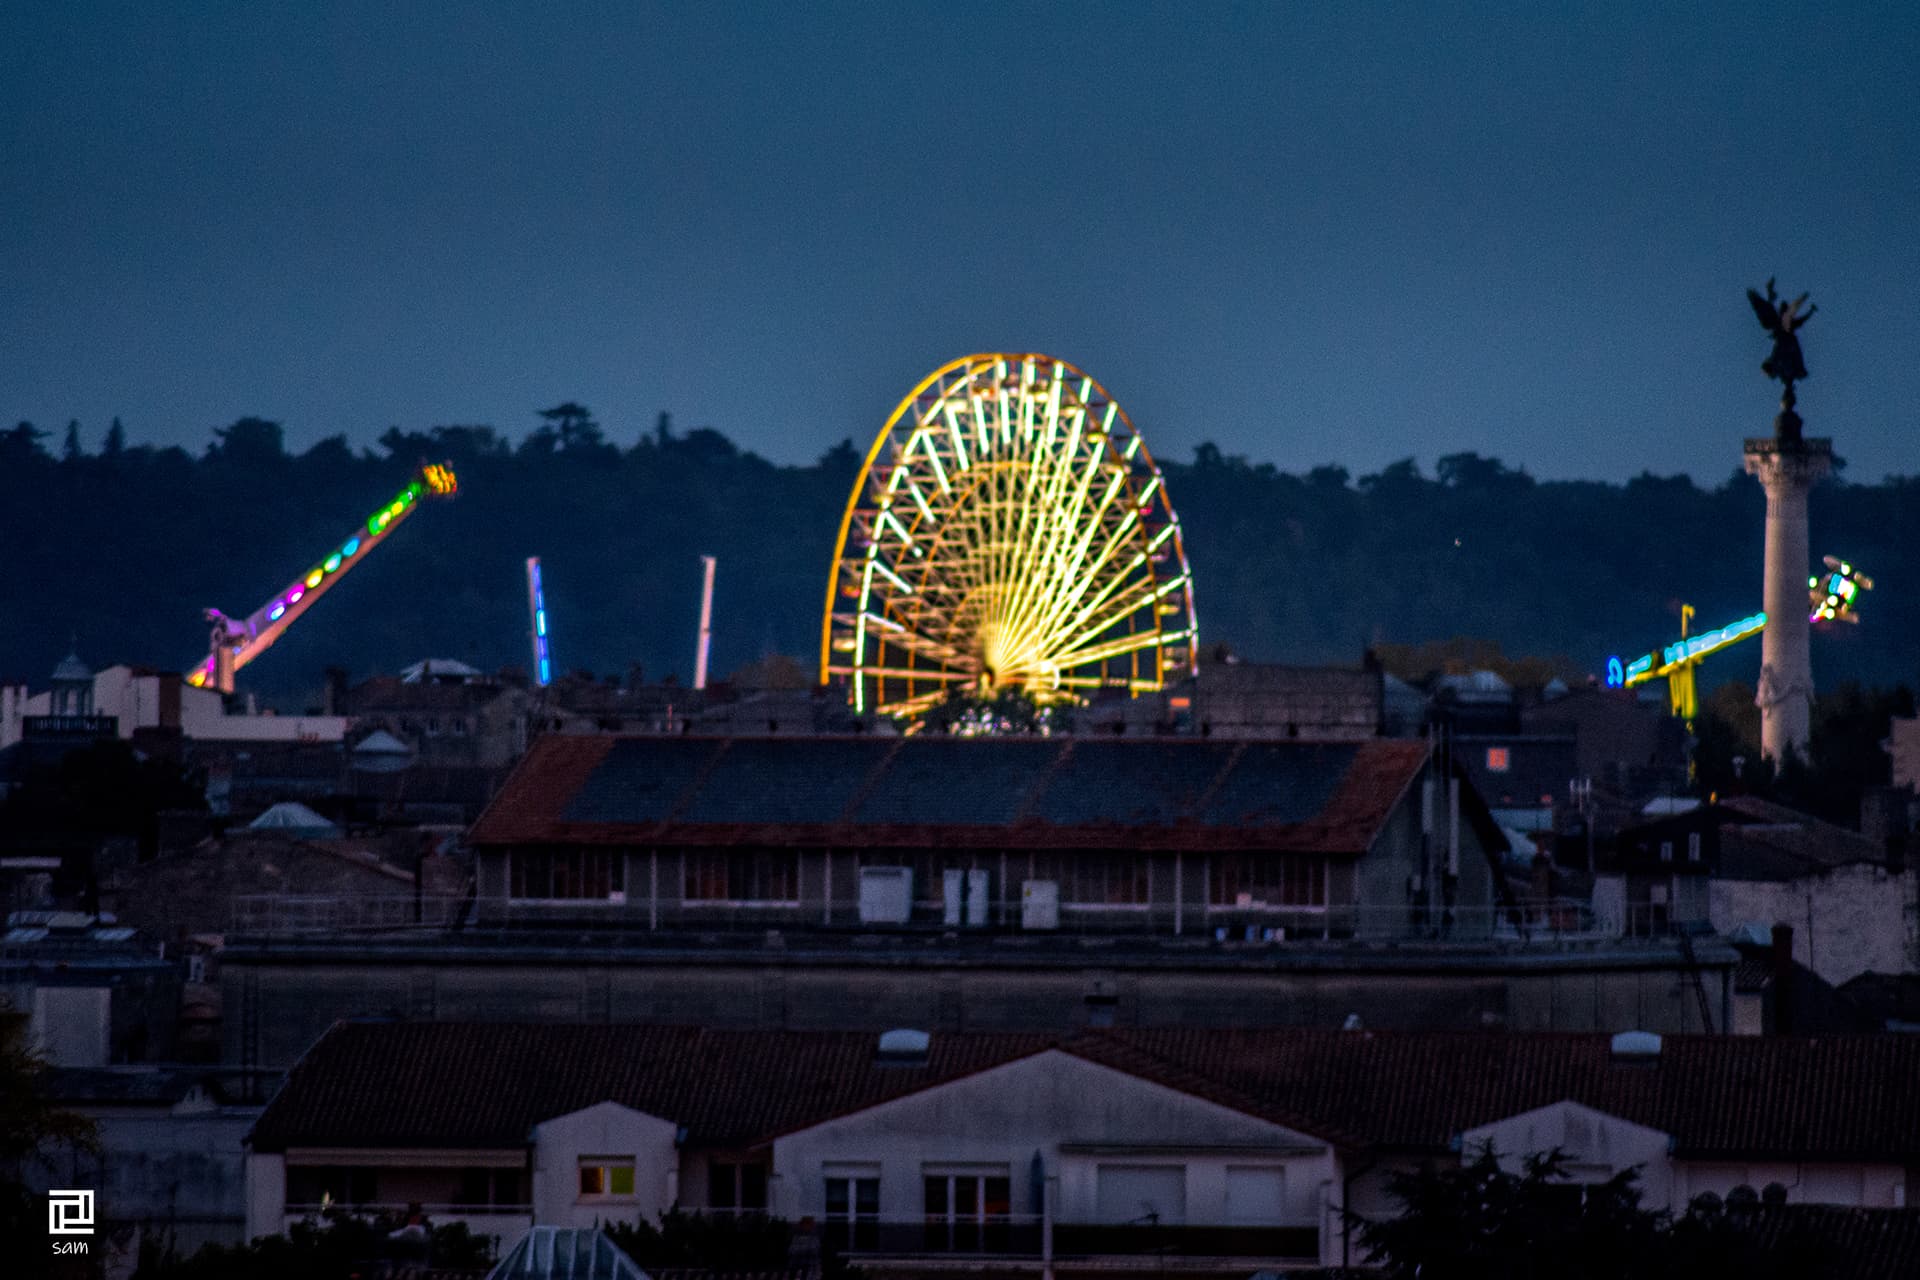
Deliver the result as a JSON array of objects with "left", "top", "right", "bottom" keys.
[
  {"left": 1485, "top": 746, "right": 1511, "bottom": 773},
  {"left": 1659, "top": 840, "right": 1674, "bottom": 863},
  {"left": 1687, "top": 832, "right": 1702, "bottom": 863},
  {"left": 924, "top": 1172, "right": 1011, "bottom": 1252},
  {"left": 825, "top": 1174, "right": 880, "bottom": 1252},
  {"left": 511, "top": 849, "right": 625, "bottom": 900},
  {"left": 287, "top": 1166, "right": 377, "bottom": 1208},
  {"left": 709, "top": 1161, "right": 768, "bottom": 1214},
  {"left": 1031, "top": 854, "right": 1150, "bottom": 908},
  {"left": 1209, "top": 855, "right": 1326, "bottom": 909},
  {"left": 456, "top": 1168, "right": 525, "bottom": 1208},
  {"left": 684, "top": 850, "right": 800, "bottom": 904},
  {"left": 580, "top": 1159, "right": 636, "bottom": 1200}
]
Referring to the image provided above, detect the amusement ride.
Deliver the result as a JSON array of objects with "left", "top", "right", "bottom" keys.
[{"left": 820, "top": 354, "right": 1198, "bottom": 719}]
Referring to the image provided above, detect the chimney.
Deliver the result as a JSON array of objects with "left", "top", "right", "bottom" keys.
[
  {"left": 1771, "top": 922, "right": 1795, "bottom": 1036},
  {"left": 322, "top": 666, "right": 349, "bottom": 717}
]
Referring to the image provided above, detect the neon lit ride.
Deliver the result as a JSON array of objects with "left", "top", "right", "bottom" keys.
[
  {"left": 1602, "top": 554, "right": 1869, "bottom": 722},
  {"left": 525, "top": 556, "right": 553, "bottom": 687},
  {"left": 1810, "top": 555, "right": 1872, "bottom": 624},
  {"left": 821, "top": 354, "right": 1198, "bottom": 719},
  {"left": 187, "top": 462, "right": 458, "bottom": 693}
]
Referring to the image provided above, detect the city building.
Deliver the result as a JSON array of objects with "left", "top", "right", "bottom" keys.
[
  {"left": 244, "top": 1021, "right": 1920, "bottom": 1272},
  {"left": 217, "top": 734, "right": 1753, "bottom": 1070},
  {"left": 2, "top": 655, "right": 348, "bottom": 752},
  {"left": 1707, "top": 796, "right": 1918, "bottom": 986}
]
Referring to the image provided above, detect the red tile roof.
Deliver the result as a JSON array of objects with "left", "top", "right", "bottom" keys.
[
  {"left": 250, "top": 1022, "right": 1920, "bottom": 1164},
  {"left": 466, "top": 735, "right": 1460, "bottom": 855}
]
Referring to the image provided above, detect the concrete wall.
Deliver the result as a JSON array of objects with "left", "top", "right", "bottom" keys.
[
  {"left": 1890, "top": 718, "right": 1918, "bottom": 792},
  {"left": 31, "top": 986, "right": 111, "bottom": 1066},
  {"left": 769, "top": 1050, "right": 1333, "bottom": 1227},
  {"left": 222, "top": 950, "right": 1735, "bottom": 1068},
  {"left": 1503, "top": 964, "right": 1723, "bottom": 1034},
  {"left": 1710, "top": 864, "right": 1919, "bottom": 986},
  {"left": 532, "top": 1101, "right": 679, "bottom": 1231},
  {"left": 245, "top": 1152, "right": 286, "bottom": 1241}
]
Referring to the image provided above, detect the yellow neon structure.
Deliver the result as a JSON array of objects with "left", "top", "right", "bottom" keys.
[
  {"left": 1614, "top": 603, "right": 1769, "bottom": 724},
  {"left": 821, "top": 354, "right": 1198, "bottom": 718}
]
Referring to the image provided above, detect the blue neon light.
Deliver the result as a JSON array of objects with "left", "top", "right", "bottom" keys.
[
  {"left": 1605, "top": 656, "right": 1624, "bottom": 688},
  {"left": 1660, "top": 612, "right": 1766, "bottom": 668},
  {"left": 1625, "top": 654, "right": 1653, "bottom": 679},
  {"left": 342, "top": 538, "right": 360, "bottom": 556},
  {"left": 528, "top": 559, "right": 553, "bottom": 687}
]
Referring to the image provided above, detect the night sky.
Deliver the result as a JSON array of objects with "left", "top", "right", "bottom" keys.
[{"left": 5, "top": 3, "right": 1917, "bottom": 483}]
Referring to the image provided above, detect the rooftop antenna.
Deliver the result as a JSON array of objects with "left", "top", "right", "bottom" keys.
[
  {"left": 694, "top": 555, "right": 717, "bottom": 691},
  {"left": 526, "top": 556, "right": 553, "bottom": 687}
]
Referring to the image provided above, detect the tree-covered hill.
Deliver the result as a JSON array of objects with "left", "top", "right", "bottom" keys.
[{"left": 3, "top": 414, "right": 1914, "bottom": 708}]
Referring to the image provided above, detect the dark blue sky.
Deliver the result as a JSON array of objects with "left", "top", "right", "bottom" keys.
[{"left": 5, "top": 2, "right": 1916, "bottom": 482}]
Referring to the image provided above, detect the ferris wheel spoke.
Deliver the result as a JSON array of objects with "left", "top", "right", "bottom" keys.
[
  {"left": 1053, "top": 625, "right": 1187, "bottom": 674},
  {"left": 1055, "top": 577, "right": 1189, "bottom": 662}
]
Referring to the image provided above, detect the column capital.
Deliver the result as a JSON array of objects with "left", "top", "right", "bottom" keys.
[{"left": 1744, "top": 437, "right": 1832, "bottom": 487}]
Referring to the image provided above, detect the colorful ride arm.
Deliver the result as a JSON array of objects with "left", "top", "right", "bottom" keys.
[{"left": 187, "top": 462, "right": 457, "bottom": 692}]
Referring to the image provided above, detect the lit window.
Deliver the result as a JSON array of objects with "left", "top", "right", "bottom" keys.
[
  {"left": 579, "top": 1159, "right": 636, "bottom": 1199},
  {"left": 1485, "top": 747, "right": 1511, "bottom": 772},
  {"left": 1687, "top": 832, "right": 1702, "bottom": 863},
  {"left": 1659, "top": 841, "right": 1674, "bottom": 863}
]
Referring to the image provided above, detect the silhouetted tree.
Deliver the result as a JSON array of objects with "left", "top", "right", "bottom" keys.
[
  {"left": 538, "top": 401, "right": 606, "bottom": 453},
  {"left": 131, "top": 1208, "right": 493, "bottom": 1279},
  {"left": 1, "top": 420, "right": 49, "bottom": 465},
  {"left": 0, "top": 1006, "right": 98, "bottom": 1277},
  {"left": 208, "top": 416, "right": 286, "bottom": 463},
  {"left": 1349, "top": 1147, "right": 1666, "bottom": 1280},
  {"left": 61, "top": 418, "right": 83, "bottom": 461},
  {"left": 103, "top": 415, "right": 126, "bottom": 456}
]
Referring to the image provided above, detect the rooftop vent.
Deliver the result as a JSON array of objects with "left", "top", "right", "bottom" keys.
[
  {"left": 876, "top": 1028, "right": 930, "bottom": 1065},
  {"left": 1611, "top": 1030, "right": 1662, "bottom": 1060}
]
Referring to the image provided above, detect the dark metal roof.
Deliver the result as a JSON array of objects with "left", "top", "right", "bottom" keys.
[
  {"left": 471, "top": 735, "right": 1447, "bottom": 854},
  {"left": 250, "top": 1021, "right": 1920, "bottom": 1164}
]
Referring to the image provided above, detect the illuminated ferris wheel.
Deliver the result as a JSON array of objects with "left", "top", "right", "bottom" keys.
[{"left": 821, "top": 353, "right": 1198, "bottom": 718}]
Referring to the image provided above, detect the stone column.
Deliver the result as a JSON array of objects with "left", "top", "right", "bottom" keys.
[{"left": 1743, "top": 435, "right": 1831, "bottom": 763}]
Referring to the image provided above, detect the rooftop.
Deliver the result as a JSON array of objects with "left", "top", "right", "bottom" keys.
[
  {"left": 1716, "top": 795, "right": 1890, "bottom": 880},
  {"left": 251, "top": 1021, "right": 1920, "bottom": 1163},
  {"left": 469, "top": 735, "right": 1480, "bottom": 854}
]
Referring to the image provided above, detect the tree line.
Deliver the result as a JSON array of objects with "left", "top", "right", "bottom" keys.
[{"left": 3, "top": 411, "right": 1915, "bottom": 714}]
